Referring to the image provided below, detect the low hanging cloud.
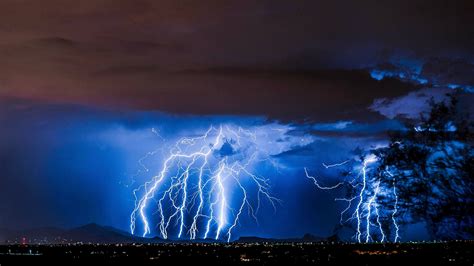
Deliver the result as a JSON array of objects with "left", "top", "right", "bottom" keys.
[
  {"left": 0, "top": 0, "right": 473, "bottom": 122},
  {"left": 369, "top": 88, "right": 451, "bottom": 119}
]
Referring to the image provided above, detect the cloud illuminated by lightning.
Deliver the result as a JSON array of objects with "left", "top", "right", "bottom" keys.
[{"left": 130, "top": 123, "right": 307, "bottom": 242}]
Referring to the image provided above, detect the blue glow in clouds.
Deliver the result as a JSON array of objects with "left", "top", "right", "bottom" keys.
[{"left": 129, "top": 123, "right": 314, "bottom": 241}]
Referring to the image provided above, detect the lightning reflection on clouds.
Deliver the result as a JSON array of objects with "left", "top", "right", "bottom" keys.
[{"left": 130, "top": 123, "right": 313, "bottom": 242}]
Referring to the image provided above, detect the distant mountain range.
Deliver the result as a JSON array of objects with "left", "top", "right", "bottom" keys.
[
  {"left": 0, "top": 223, "right": 337, "bottom": 244},
  {"left": 0, "top": 223, "right": 148, "bottom": 244}
]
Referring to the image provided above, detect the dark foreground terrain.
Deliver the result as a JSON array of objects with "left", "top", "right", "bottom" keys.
[{"left": 0, "top": 241, "right": 471, "bottom": 265}]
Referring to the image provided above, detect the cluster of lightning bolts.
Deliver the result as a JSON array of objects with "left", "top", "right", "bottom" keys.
[
  {"left": 130, "top": 125, "right": 279, "bottom": 242},
  {"left": 305, "top": 155, "right": 400, "bottom": 243}
]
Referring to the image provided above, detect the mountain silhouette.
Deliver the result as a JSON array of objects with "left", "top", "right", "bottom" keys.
[
  {"left": 1, "top": 224, "right": 336, "bottom": 244},
  {"left": 1, "top": 223, "right": 158, "bottom": 244},
  {"left": 62, "top": 223, "right": 138, "bottom": 243}
]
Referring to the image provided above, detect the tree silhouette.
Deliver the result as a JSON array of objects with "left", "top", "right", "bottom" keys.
[{"left": 375, "top": 94, "right": 473, "bottom": 239}]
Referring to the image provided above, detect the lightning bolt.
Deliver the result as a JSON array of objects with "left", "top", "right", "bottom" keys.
[
  {"left": 356, "top": 154, "right": 377, "bottom": 242},
  {"left": 130, "top": 125, "right": 279, "bottom": 242},
  {"left": 365, "top": 180, "right": 385, "bottom": 243},
  {"left": 386, "top": 169, "right": 400, "bottom": 242},
  {"left": 305, "top": 154, "right": 399, "bottom": 243},
  {"left": 304, "top": 167, "right": 345, "bottom": 190},
  {"left": 322, "top": 160, "right": 351, "bottom": 169},
  {"left": 214, "top": 161, "right": 227, "bottom": 240}
]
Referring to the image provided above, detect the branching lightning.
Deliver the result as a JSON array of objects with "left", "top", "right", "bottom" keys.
[
  {"left": 304, "top": 167, "right": 344, "bottom": 190},
  {"left": 305, "top": 155, "right": 400, "bottom": 243},
  {"left": 130, "top": 125, "right": 280, "bottom": 242},
  {"left": 386, "top": 168, "right": 400, "bottom": 242},
  {"left": 322, "top": 160, "right": 351, "bottom": 169}
]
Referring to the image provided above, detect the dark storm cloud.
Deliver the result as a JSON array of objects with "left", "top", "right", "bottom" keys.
[
  {"left": 370, "top": 88, "right": 474, "bottom": 120},
  {"left": 0, "top": 0, "right": 472, "bottom": 121},
  {"left": 370, "top": 88, "right": 450, "bottom": 119}
]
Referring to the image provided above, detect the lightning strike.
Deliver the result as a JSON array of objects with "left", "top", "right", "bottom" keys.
[
  {"left": 130, "top": 125, "right": 280, "bottom": 242},
  {"left": 322, "top": 160, "right": 351, "bottom": 169},
  {"left": 356, "top": 154, "right": 377, "bottom": 242},
  {"left": 304, "top": 168, "right": 344, "bottom": 190},
  {"left": 305, "top": 154, "right": 400, "bottom": 243},
  {"left": 386, "top": 169, "right": 400, "bottom": 242}
]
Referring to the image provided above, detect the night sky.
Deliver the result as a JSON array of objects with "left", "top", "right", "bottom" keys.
[{"left": 0, "top": 0, "right": 473, "bottom": 241}]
